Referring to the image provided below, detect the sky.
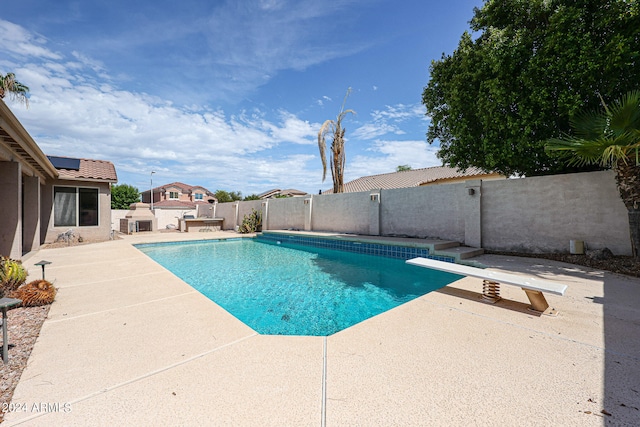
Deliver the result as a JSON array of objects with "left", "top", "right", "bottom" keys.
[{"left": 1, "top": 0, "right": 483, "bottom": 196}]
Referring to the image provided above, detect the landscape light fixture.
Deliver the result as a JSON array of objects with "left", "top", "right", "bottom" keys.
[{"left": 34, "top": 260, "right": 52, "bottom": 280}]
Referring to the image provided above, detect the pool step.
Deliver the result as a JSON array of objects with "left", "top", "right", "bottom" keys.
[
  {"left": 434, "top": 245, "right": 485, "bottom": 262},
  {"left": 419, "top": 239, "right": 485, "bottom": 261},
  {"left": 426, "top": 239, "right": 462, "bottom": 251}
]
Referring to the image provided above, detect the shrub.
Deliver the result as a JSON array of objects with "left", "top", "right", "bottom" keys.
[
  {"left": 11, "top": 279, "right": 57, "bottom": 306},
  {"left": 238, "top": 209, "right": 262, "bottom": 234}
]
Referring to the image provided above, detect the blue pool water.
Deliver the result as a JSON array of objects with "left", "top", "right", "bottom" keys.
[{"left": 136, "top": 239, "right": 462, "bottom": 336}]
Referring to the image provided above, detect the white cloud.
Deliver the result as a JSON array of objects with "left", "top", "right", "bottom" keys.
[
  {"left": 371, "top": 103, "right": 425, "bottom": 122},
  {"left": 1, "top": 20, "right": 332, "bottom": 194},
  {"left": 267, "top": 112, "right": 319, "bottom": 145},
  {"left": 0, "top": 20, "right": 62, "bottom": 60},
  {"left": 316, "top": 95, "right": 333, "bottom": 106},
  {"left": 0, "top": 15, "right": 435, "bottom": 196},
  {"left": 70, "top": 51, "right": 107, "bottom": 75},
  {"left": 201, "top": 1, "right": 371, "bottom": 98},
  {"left": 346, "top": 140, "right": 441, "bottom": 181},
  {"left": 351, "top": 122, "right": 402, "bottom": 140},
  {"left": 352, "top": 103, "right": 424, "bottom": 140}
]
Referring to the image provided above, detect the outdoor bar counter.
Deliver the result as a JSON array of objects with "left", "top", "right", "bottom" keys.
[{"left": 178, "top": 217, "right": 224, "bottom": 232}]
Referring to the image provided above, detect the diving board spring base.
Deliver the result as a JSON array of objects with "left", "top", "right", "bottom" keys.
[
  {"left": 522, "top": 289, "right": 558, "bottom": 317},
  {"left": 482, "top": 280, "right": 502, "bottom": 304}
]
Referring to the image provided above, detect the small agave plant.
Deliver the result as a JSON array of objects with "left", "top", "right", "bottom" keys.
[{"left": 0, "top": 256, "right": 28, "bottom": 298}]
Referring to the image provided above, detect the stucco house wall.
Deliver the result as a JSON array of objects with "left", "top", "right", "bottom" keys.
[
  {"left": 42, "top": 179, "right": 113, "bottom": 243},
  {"left": 1, "top": 100, "right": 116, "bottom": 259},
  {"left": 142, "top": 182, "right": 215, "bottom": 205}
]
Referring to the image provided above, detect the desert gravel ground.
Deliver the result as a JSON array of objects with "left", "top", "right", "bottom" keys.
[{"left": 1, "top": 305, "right": 50, "bottom": 423}]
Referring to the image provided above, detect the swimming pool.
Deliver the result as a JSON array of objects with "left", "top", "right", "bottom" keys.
[{"left": 136, "top": 238, "right": 462, "bottom": 336}]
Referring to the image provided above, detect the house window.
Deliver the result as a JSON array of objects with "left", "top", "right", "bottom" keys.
[
  {"left": 194, "top": 193, "right": 203, "bottom": 200},
  {"left": 54, "top": 187, "right": 99, "bottom": 227},
  {"left": 169, "top": 191, "right": 179, "bottom": 199}
]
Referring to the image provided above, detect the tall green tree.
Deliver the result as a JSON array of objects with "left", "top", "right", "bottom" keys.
[
  {"left": 422, "top": 0, "right": 640, "bottom": 176},
  {"left": 111, "top": 184, "right": 140, "bottom": 209},
  {"left": 546, "top": 91, "right": 640, "bottom": 257},
  {"left": 215, "top": 190, "right": 242, "bottom": 203},
  {"left": 0, "top": 73, "right": 29, "bottom": 107},
  {"left": 318, "top": 88, "right": 355, "bottom": 193}
]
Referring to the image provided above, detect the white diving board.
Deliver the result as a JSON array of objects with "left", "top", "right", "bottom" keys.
[{"left": 406, "top": 257, "right": 568, "bottom": 316}]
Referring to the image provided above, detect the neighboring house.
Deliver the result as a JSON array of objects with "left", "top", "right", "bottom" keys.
[
  {"left": 139, "top": 182, "right": 217, "bottom": 229},
  {"left": 0, "top": 100, "right": 117, "bottom": 259},
  {"left": 140, "top": 182, "right": 216, "bottom": 208},
  {"left": 322, "top": 166, "right": 504, "bottom": 194},
  {"left": 258, "top": 188, "right": 308, "bottom": 199}
]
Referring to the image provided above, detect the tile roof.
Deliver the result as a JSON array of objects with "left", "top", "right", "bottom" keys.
[
  {"left": 324, "top": 166, "right": 500, "bottom": 194},
  {"left": 280, "top": 189, "right": 308, "bottom": 196},
  {"left": 151, "top": 200, "right": 201, "bottom": 209},
  {"left": 258, "top": 188, "right": 280, "bottom": 198},
  {"left": 49, "top": 156, "right": 117, "bottom": 182},
  {"left": 258, "top": 188, "right": 308, "bottom": 198},
  {"left": 145, "top": 182, "right": 213, "bottom": 195}
]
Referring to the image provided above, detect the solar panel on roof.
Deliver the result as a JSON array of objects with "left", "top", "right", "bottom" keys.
[{"left": 47, "top": 156, "right": 81, "bottom": 171}]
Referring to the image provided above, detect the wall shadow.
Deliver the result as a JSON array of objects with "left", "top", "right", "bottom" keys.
[{"left": 602, "top": 271, "right": 640, "bottom": 424}]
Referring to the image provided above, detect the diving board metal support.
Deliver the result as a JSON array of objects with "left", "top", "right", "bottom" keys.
[{"left": 482, "top": 280, "right": 501, "bottom": 303}]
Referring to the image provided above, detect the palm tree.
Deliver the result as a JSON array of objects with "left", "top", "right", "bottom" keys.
[
  {"left": 318, "top": 88, "right": 355, "bottom": 193},
  {"left": 0, "top": 73, "right": 30, "bottom": 107},
  {"left": 545, "top": 90, "right": 640, "bottom": 257}
]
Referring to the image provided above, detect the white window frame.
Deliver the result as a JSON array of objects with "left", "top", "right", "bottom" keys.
[
  {"left": 194, "top": 193, "right": 203, "bottom": 200},
  {"left": 168, "top": 191, "right": 179, "bottom": 200},
  {"left": 53, "top": 185, "right": 100, "bottom": 227}
]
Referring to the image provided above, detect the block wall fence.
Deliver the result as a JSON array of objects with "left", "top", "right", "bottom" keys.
[
  {"left": 111, "top": 170, "right": 631, "bottom": 255},
  {"left": 232, "top": 170, "right": 631, "bottom": 255}
]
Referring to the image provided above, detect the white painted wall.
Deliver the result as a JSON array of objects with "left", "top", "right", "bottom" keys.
[{"left": 43, "top": 180, "right": 112, "bottom": 243}]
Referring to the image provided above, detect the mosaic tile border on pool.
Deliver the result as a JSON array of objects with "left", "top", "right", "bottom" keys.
[
  {"left": 256, "top": 233, "right": 456, "bottom": 262},
  {"left": 134, "top": 238, "right": 243, "bottom": 249}
]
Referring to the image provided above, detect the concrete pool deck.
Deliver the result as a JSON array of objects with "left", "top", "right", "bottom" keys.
[{"left": 4, "top": 231, "right": 640, "bottom": 426}]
